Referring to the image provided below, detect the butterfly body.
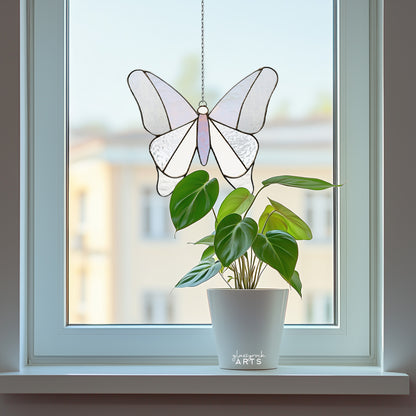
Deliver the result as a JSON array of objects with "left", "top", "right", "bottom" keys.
[
  {"left": 196, "top": 107, "right": 210, "bottom": 165},
  {"left": 128, "top": 67, "right": 278, "bottom": 196}
]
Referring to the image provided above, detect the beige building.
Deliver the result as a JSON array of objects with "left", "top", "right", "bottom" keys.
[{"left": 68, "top": 117, "right": 334, "bottom": 325}]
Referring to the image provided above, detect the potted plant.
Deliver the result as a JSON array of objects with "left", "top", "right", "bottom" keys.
[{"left": 169, "top": 170, "right": 338, "bottom": 369}]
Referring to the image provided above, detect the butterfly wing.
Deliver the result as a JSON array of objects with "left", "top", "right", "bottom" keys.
[
  {"left": 127, "top": 69, "right": 198, "bottom": 135},
  {"left": 150, "top": 120, "right": 197, "bottom": 196},
  {"left": 128, "top": 70, "right": 198, "bottom": 195},
  {"left": 209, "top": 120, "right": 259, "bottom": 192},
  {"left": 209, "top": 67, "right": 278, "bottom": 134},
  {"left": 208, "top": 67, "right": 277, "bottom": 191}
]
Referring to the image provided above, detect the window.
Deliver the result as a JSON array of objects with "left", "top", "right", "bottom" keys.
[
  {"left": 141, "top": 290, "right": 175, "bottom": 324},
  {"left": 305, "top": 191, "right": 333, "bottom": 244},
  {"left": 71, "top": 191, "right": 87, "bottom": 250},
  {"left": 141, "top": 187, "right": 172, "bottom": 240},
  {"left": 305, "top": 293, "right": 333, "bottom": 324},
  {"left": 67, "top": 0, "right": 335, "bottom": 326},
  {"left": 28, "top": 0, "right": 381, "bottom": 364},
  {"left": 76, "top": 270, "right": 87, "bottom": 317}
]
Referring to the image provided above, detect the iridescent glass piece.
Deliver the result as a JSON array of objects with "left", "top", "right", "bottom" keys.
[{"left": 197, "top": 114, "right": 210, "bottom": 165}]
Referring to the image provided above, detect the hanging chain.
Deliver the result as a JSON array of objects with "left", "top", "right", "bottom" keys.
[{"left": 199, "top": 0, "right": 206, "bottom": 107}]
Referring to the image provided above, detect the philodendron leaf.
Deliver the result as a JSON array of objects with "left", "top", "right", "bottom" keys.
[
  {"left": 200, "top": 245, "right": 215, "bottom": 260},
  {"left": 259, "top": 205, "right": 288, "bottom": 234},
  {"left": 216, "top": 188, "right": 254, "bottom": 225},
  {"left": 288, "top": 270, "right": 302, "bottom": 297},
  {"left": 214, "top": 214, "right": 258, "bottom": 267},
  {"left": 175, "top": 258, "right": 221, "bottom": 288},
  {"left": 170, "top": 170, "right": 219, "bottom": 231},
  {"left": 259, "top": 199, "right": 312, "bottom": 240},
  {"left": 252, "top": 230, "right": 298, "bottom": 283},
  {"left": 262, "top": 175, "right": 337, "bottom": 190},
  {"left": 193, "top": 234, "right": 215, "bottom": 246}
]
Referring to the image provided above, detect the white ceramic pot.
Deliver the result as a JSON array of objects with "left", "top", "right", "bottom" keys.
[{"left": 207, "top": 288, "right": 288, "bottom": 370}]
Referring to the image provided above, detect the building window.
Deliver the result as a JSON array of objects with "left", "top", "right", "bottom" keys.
[
  {"left": 305, "top": 191, "right": 333, "bottom": 244},
  {"left": 141, "top": 187, "right": 172, "bottom": 240},
  {"left": 141, "top": 290, "right": 175, "bottom": 324},
  {"left": 306, "top": 293, "right": 333, "bottom": 324},
  {"left": 77, "top": 270, "right": 88, "bottom": 317},
  {"left": 72, "top": 191, "right": 87, "bottom": 250}
]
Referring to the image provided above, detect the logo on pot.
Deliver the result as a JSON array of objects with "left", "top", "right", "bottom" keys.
[{"left": 232, "top": 350, "right": 266, "bottom": 366}]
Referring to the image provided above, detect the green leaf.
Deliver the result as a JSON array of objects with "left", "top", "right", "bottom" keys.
[
  {"left": 252, "top": 230, "right": 298, "bottom": 282},
  {"left": 259, "top": 205, "right": 288, "bottom": 234},
  {"left": 214, "top": 214, "right": 258, "bottom": 267},
  {"left": 288, "top": 270, "right": 302, "bottom": 297},
  {"left": 200, "top": 245, "right": 215, "bottom": 260},
  {"left": 216, "top": 188, "right": 255, "bottom": 225},
  {"left": 175, "top": 258, "right": 221, "bottom": 288},
  {"left": 170, "top": 171, "right": 219, "bottom": 231},
  {"left": 193, "top": 234, "right": 215, "bottom": 246},
  {"left": 259, "top": 199, "right": 312, "bottom": 240},
  {"left": 262, "top": 175, "right": 338, "bottom": 190}
]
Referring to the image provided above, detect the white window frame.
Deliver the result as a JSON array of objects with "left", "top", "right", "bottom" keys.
[{"left": 26, "top": 0, "right": 382, "bottom": 365}]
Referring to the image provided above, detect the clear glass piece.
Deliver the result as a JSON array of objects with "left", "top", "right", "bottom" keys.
[
  {"left": 149, "top": 121, "right": 195, "bottom": 171},
  {"left": 163, "top": 122, "right": 197, "bottom": 178},
  {"left": 226, "top": 166, "right": 254, "bottom": 192},
  {"left": 156, "top": 169, "right": 184, "bottom": 197},
  {"left": 209, "top": 71, "right": 258, "bottom": 128},
  {"left": 209, "top": 121, "right": 247, "bottom": 178},
  {"left": 209, "top": 67, "right": 277, "bottom": 134},
  {"left": 237, "top": 68, "right": 278, "bottom": 133},
  {"left": 146, "top": 72, "right": 197, "bottom": 130},
  {"left": 128, "top": 70, "right": 170, "bottom": 135},
  {"left": 212, "top": 121, "right": 258, "bottom": 168}
]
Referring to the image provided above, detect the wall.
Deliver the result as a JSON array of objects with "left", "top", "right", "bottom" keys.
[
  {"left": 0, "top": 0, "right": 415, "bottom": 414},
  {"left": 0, "top": 0, "right": 20, "bottom": 375}
]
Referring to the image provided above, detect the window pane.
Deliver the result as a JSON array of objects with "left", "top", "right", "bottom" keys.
[{"left": 68, "top": 0, "right": 334, "bottom": 325}]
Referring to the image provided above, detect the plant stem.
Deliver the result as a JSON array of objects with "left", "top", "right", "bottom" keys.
[
  {"left": 238, "top": 257, "right": 245, "bottom": 288},
  {"left": 243, "top": 185, "right": 266, "bottom": 219},
  {"left": 211, "top": 207, "right": 217, "bottom": 223},
  {"left": 254, "top": 262, "right": 267, "bottom": 288},
  {"left": 243, "top": 256, "right": 248, "bottom": 288},
  {"left": 250, "top": 259, "right": 259, "bottom": 289},
  {"left": 261, "top": 209, "right": 278, "bottom": 234},
  {"left": 218, "top": 270, "right": 232, "bottom": 288},
  {"left": 231, "top": 261, "right": 240, "bottom": 288},
  {"left": 242, "top": 256, "right": 249, "bottom": 289},
  {"left": 248, "top": 249, "right": 255, "bottom": 288}
]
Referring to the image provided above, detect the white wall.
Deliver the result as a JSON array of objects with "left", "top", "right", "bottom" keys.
[
  {"left": 0, "top": 0, "right": 415, "bottom": 414},
  {"left": 0, "top": 0, "right": 20, "bottom": 374}
]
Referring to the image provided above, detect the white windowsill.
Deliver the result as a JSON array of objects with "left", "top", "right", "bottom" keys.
[{"left": 0, "top": 365, "right": 409, "bottom": 395}]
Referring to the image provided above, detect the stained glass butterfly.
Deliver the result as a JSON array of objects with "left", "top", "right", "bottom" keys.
[{"left": 127, "top": 67, "right": 278, "bottom": 196}]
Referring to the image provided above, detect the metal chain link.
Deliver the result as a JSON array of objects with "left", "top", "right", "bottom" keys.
[{"left": 199, "top": 0, "right": 207, "bottom": 107}]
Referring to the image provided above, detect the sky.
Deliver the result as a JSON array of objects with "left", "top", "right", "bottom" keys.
[{"left": 69, "top": 0, "right": 333, "bottom": 132}]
